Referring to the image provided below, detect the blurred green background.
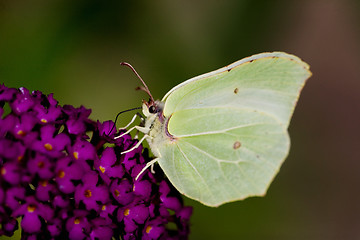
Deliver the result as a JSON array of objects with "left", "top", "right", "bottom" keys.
[{"left": 1, "top": 0, "right": 360, "bottom": 239}]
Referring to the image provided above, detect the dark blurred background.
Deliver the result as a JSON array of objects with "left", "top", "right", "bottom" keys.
[{"left": 1, "top": 0, "right": 360, "bottom": 239}]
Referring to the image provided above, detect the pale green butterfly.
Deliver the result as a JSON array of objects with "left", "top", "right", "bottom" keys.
[{"left": 116, "top": 52, "right": 311, "bottom": 207}]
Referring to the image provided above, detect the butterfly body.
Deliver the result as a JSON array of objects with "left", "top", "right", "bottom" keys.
[
  {"left": 142, "top": 102, "right": 171, "bottom": 158},
  {"left": 133, "top": 52, "right": 311, "bottom": 207}
]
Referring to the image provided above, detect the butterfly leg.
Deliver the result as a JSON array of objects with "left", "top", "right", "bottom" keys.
[
  {"left": 114, "top": 126, "right": 136, "bottom": 139},
  {"left": 115, "top": 125, "right": 150, "bottom": 139},
  {"left": 118, "top": 113, "right": 138, "bottom": 130},
  {"left": 120, "top": 134, "right": 151, "bottom": 154},
  {"left": 118, "top": 112, "right": 145, "bottom": 130},
  {"left": 135, "top": 158, "right": 159, "bottom": 181},
  {"left": 150, "top": 163, "right": 155, "bottom": 174}
]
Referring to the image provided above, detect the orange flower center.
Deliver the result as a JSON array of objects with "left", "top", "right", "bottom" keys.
[
  {"left": 57, "top": 170, "right": 65, "bottom": 178},
  {"left": 99, "top": 166, "right": 106, "bottom": 173},
  {"left": 84, "top": 189, "right": 92, "bottom": 198},
  {"left": 40, "top": 180, "right": 48, "bottom": 187},
  {"left": 17, "top": 130, "right": 26, "bottom": 136},
  {"left": 114, "top": 189, "right": 120, "bottom": 197},
  {"left": 27, "top": 205, "right": 36, "bottom": 213},
  {"left": 44, "top": 143, "right": 53, "bottom": 151},
  {"left": 37, "top": 161, "right": 45, "bottom": 168},
  {"left": 146, "top": 225, "right": 152, "bottom": 234}
]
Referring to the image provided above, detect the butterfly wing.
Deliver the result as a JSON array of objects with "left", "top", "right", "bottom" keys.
[
  {"left": 162, "top": 52, "right": 310, "bottom": 126},
  {"left": 157, "top": 52, "right": 311, "bottom": 206}
]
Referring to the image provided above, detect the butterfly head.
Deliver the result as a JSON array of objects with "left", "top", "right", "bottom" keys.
[{"left": 142, "top": 99, "right": 164, "bottom": 118}]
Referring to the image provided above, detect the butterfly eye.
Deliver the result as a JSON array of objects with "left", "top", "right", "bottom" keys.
[{"left": 149, "top": 106, "right": 156, "bottom": 114}]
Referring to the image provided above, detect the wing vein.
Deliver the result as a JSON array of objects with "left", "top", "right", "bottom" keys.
[
  {"left": 178, "top": 122, "right": 272, "bottom": 138},
  {"left": 171, "top": 146, "right": 184, "bottom": 195},
  {"left": 182, "top": 141, "right": 243, "bottom": 196},
  {"left": 176, "top": 144, "right": 210, "bottom": 202},
  {"left": 181, "top": 140, "right": 264, "bottom": 196}
]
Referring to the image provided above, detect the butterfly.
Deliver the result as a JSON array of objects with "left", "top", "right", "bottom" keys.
[{"left": 117, "top": 52, "right": 311, "bottom": 207}]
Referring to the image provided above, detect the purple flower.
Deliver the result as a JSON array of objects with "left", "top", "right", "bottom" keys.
[
  {"left": 74, "top": 171, "right": 109, "bottom": 211},
  {"left": 99, "top": 203, "right": 117, "bottom": 223},
  {"left": 0, "top": 138, "right": 26, "bottom": 161},
  {"left": 33, "top": 93, "right": 62, "bottom": 124},
  {"left": 0, "top": 84, "right": 16, "bottom": 101},
  {"left": 133, "top": 179, "right": 152, "bottom": 200},
  {"left": 90, "top": 225, "right": 114, "bottom": 240},
  {"left": 55, "top": 156, "right": 86, "bottom": 194},
  {"left": 1, "top": 162, "right": 22, "bottom": 185},
  {"left": 0, "top": 114, "right": 16, "bottom": 138},
  {"left": 159, "top": 180, "right": 182, "bottom": 211},
  {"left": 89, "top": 218, "right": 115, "bottom": 240},
  {"left": 1, "top": 218, "right": 18, "bottom": 236},
  {"left": 69, "top": 137, "right": 96, "bottom": 162},
  {"left": 66, "top": 210, "right": 91, "bottom": 240},
  {"left": 53, "top": 195, "right": 70, "bottom": 208},
  {"left": 95, "top": 147, "right": 125, "bottom": 184},
  {"left": 0, "top": 85, "right": 192, "bottom": 239},
  {"left": 9, "top": 87, "right": 35, "bottom": 114},
  {"left": 117, "top": 203, "right": 149, "bottom": 233},
  {"left": 12, "top": 196, "right": 54, "bottom": 234},
  {"left": 143, "top": 218, "right": 166, "bottom": 240},
  {"left": 97, "top": 120, "right": 117, "bottom": 137},
  {"left": 35, "top": 180, "right": 57, "bottom": 202},
  {"left": 31, "top": 125, "right": 70, "bottom": 158},
  {"left": 47, "top": 218, "right": 62, "bottom": 237},
  {"left": 11, "top": 113, "right": 38, "bottom": 140},
  {"left": 27, "top": 153, "right": 54, "bottom": 180},
  {"left": 4, "top": 187, "right": 25, "bottom": 211},
  {"left": 67, "top": 137, "right": 95, "bottom": 171},
  {"left": 63, "top": 105, "right": 91, "bottom": 135},
  {"left": 110, "top": 178, "right": 135, "bottom": 206}
]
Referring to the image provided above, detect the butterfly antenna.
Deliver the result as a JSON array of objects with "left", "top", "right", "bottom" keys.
[
  {"left": 108, "top": 107, "right": 142, "bottom": 136},
  {"left": 120, "top": 62, "right": 155, "bottom": 103}
]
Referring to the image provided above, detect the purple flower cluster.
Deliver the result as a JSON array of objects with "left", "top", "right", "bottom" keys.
[{"left": 0, "top": 85, "right": 192, "bottom": 239}]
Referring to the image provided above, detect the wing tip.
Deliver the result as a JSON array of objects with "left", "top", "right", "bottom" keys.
[
  {"left": 162, "top": 51, "right": 312, "bottom": 101},
  {"left": 229, "top": 51, "right": 311, "bottom": 73}
]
